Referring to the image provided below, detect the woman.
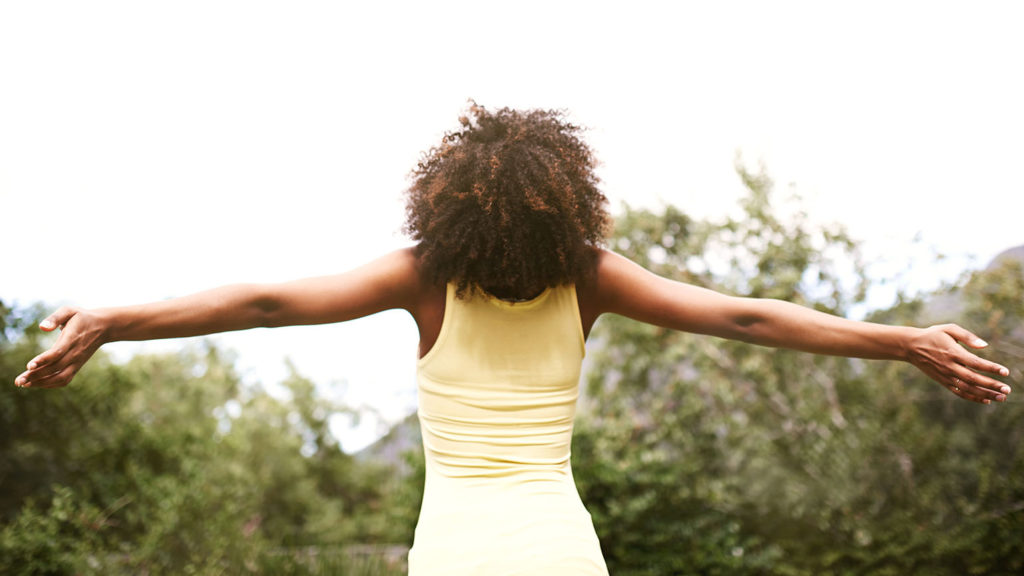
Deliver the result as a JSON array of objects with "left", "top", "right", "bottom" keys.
[{"left": 14, "top": 104, "right": 1012, "bottom": 575}]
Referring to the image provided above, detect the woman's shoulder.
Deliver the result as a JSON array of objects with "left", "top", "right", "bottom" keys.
[
  {"left": 577, "top": 247, "right": 637, "bottom": 296},
  {"left": 576, "top": 247, "right": 635, "bottom": 335}
]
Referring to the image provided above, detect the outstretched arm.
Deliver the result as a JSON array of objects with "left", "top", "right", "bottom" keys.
[
  {"left": 586, "top": 249, "right": 1011, "bottom": 404},
  {"left": 14, "top": 248, "right": 422, "bottom": 389}
]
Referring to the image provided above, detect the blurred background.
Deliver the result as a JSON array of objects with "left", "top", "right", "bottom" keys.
[{"left": 2, "top": 1, "right": 1022, "bottom": 574}]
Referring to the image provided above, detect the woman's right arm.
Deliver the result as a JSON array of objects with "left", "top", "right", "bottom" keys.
[{"left": 14, "top": 248, "right": 422, "bottom": 389}]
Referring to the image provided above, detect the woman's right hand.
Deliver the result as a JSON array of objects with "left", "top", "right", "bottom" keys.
[{"left": 14, "top": 307, "right": 109, "bottom": 389}]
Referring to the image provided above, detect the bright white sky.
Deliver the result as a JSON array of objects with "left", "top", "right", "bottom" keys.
[{"left": 2, "top": 1, "right": 1022, "bottom": 450}]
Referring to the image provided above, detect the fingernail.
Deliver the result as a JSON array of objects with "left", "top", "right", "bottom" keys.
[
  {"left": 997, "top": 395, "right": 1006, "bottom": 402},
  {"left": 973, "top": 338, "right": 988, "bottom": 347},
  {"left": 40, "top": 320, "right": 53, "bottom": 330},
  {"left": 27, "top": 362, "right": 37, "bottom": 370},
  {"left": 984, "top": 399, "right": 991, "bottom": 404},
  {"left": 1000, "top": 367, "right": 1010, "bottom": 376},
  {"left": 1002, "top": 387, "right": 1012, "bottom": 395}
]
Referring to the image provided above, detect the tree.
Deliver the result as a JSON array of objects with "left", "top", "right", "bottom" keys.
[
  {"left": 572, "top": 165, "right": 1024, "bottom": 575},
  {"left": 0, "top": 302, "right": 411, "bottom": 575}
]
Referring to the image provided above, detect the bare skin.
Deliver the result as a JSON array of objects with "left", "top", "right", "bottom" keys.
[{"left": 13, "top": 247, "right": 1012, "bottom": 404}]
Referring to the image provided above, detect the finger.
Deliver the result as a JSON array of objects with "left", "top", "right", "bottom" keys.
[
  {"left": 921, "top": 365, "right": 990, "bottom": 404},
  {"left": 22, "top": 356, "right": 74, "bottom": 387},
  {"left": 25, "top": 364, "right": 79, "bottom": 389},
  {"left": 941, "top": 324, "right": 989, "bottom": 349},
  {"left": 39, "top": 306, "right": 78, "bottom": 332},
  {"left": 949, "top": 375, "right": 1003, "bottom": 403},
  {"left": 15, "top": 365, "right": 52, "bottom": 387},
  {"left": 946, "top": 378, "right": 991, "bottom": 404},
  {"left": 957, "top": 366, "right": 1012, "bottom": 395},
  {"left": 955, "top": 350, "right": 1011, "bottom": 378},
  {"left": 26, "top": 337, "right": 70, "bottom": 372},
  {"left": 952, "top": 371, "right": 1010, "bottom": 401}
]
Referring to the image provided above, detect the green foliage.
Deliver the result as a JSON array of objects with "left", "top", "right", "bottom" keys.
[
  {"left": 0, "top": 486, "right": 107, "bottom": 575},
  {"left": 573, "top": 164, "right": 1024, "bottom": 574},
  {"left": 0, "top": 304, "right": 415, "bottom": 575}
]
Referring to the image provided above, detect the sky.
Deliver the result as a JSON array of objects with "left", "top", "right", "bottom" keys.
[{"left": 2, "top": 1, "right": 1022, "bottom": 451}]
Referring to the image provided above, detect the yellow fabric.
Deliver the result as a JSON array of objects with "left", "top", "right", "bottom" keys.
[{"left": 409, "top": 283, "right": 608, "bottom": 575}]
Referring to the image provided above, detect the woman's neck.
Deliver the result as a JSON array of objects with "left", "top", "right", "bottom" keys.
[{"left": 482, "top": 283, "right": 546, "bottom": 302}]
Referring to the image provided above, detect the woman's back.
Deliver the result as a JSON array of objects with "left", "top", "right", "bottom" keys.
[{"left": 409, "top": 282, "right": 608, "bottom": 575}]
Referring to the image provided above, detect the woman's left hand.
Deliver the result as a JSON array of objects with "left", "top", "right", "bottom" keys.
[{"left": 905, "top": 324, "right": 1012, "bottom": 404}]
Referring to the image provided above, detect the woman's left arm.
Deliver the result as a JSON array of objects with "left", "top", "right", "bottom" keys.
[{"left": 589, "top": 249, "right": 1012, "bottom": 404}]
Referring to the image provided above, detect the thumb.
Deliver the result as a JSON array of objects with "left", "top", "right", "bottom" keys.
[
  {"left": 40, "top": 306, "right": 79, "bottom": 332},
  {"left": 941, "top": 323, "right": 988, "bottom": 349}
]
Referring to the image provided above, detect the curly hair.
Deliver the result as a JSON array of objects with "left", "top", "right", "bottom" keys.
[{"left": 404, "top": 103, "right": 612, "bottom": 299}]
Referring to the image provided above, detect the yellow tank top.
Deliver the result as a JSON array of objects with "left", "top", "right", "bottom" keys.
[{"left": 409, "top": 283, "right": 608, "bottom": 575}]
